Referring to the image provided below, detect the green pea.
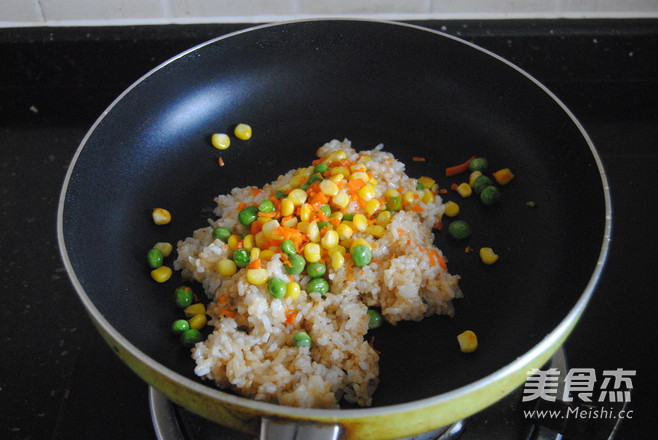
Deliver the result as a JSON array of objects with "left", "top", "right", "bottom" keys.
[
  {"left": 174, "top": 286, "right": 194, "bottom": 308},
  {"left": 180, "top": 329, "right": 203, "bottom": 347},
  {"left": 367, "top": 309, "right": 382, "bottom": 329},
  {"left": 416, "top": 182, "right": 425, "bottom": 190},
  {"left": 147, "top": 248, "right": 164, "bottom": 269},
  {"left": 268, "top": 278, "right": 287, "bottom": 298},
  {"left": 280, "top": 239, "right": 297, "bottom": 255},
  {"left": 342, "top": 213, "right": 355, "bottom": 221},
  {"left": 448, "top": 220, "right": 472, "bottom": 240},
  {"left": 292, "top": 331, "right": 312, "bottom": 348},
  {"left": 300, "top": 183, "right": 310, "bottom": 191},
  {"left": 469, "top": 157, "right": 488, "bottom": 173},
  {"left": 306, "top": 262, "right": 326, "bottom": 278},
  {"left": 481, "top": 185, "right": 501, "bottom": 206},
  {"left": 238, "top": 206, "right": 259, "bottom": 226},
  {"left": 233, "top": 249, "right": 250, "bottom": 267},
  {"left": 212, "top": 227, "right": 232, "bottom": 243},
  {"left": 317, "top": 221, "right": 329, "bottom": 229},
  {"left": 258, "top": 199, "right": 275, "bottom": 213},
  {"left": 351, "top": 245, "right": 372, "bottom": 267},
  {"left": 307, "top": 173, "right": 323, "bottom": 185},
  {"left": 274, "top": 190, "right": 286, "bottom": 199},
  {"left": 472, "top": 175, "right": 493, "bottom": 194},
  {"left": 319, "top": 204, "right": 332, "bottom": 217},
  {"left": 306, "top": 278, "right": 329, "bottom": 295},
  {"left": 386, "top": 196, "right": 401, "bottom": 212},
  {"left": 285, "top": 253, "right": 306, "bottom": 275},
  {"left": 171, "top": 319, "right": 190, "bottom": 335},
  {"left": 314, "top": 163, "right": 329, "bottom": 175}
]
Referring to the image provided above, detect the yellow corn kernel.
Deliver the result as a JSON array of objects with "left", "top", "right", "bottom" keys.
[
  {"left": 319, "top": 179, "right": 339, "bottom": 196},
  {"left": 364, "top": 199, "right": 381, "bottom": 216},
  {"left": 296, "top": 221, "right": 310, "bottom": 234},
  {"left": 300, "top": 203, "right": 312, "bottom": 222},
  {"left": 188, "top": 314, "right": 207, "bottom": 330},
  {"left": 233, "top": 123, "right": 252, "bottom": 140},
  {"left": 469, "top": 170, "right": 483, "bottom": 188},
  {"left": 340, "top": 238, "right": 354, "bottom": 250},
  {"left": 184, "top": 303, "right": 206, "bottom": 318},
  {"left": 280, "top": 197, "right": 295, "bottom": 216},
  {"left": 402, "top": 191, "right": 415, "bottom": 205},
  {"left": 329, "top": 173, "right": 345, "bottom": 184},
  {"left": 357, "top": 154, "right": 371, "bottom": 163},
  {"left": 349, "top": 163, "right": 367, "bottom": 173},
  {"left": 288, "top": 188, "right": 308, "bottom": 206},
  {"left": 211, "top": 133, "right": 230, "bottom": 150},
  {"left": 257, "top": 215, "right": 271, "bottom": 224},
  {"left": 418, "top": 176, "right": 436, "bottom": 190},
  {"left": 444, "top": 201, "right": 460, "bottom": 217},
  {"left": 327, "top": 149, "right": 347, "bottom": 161},
  {"left": 330, "top": 166, "right": 350, "bottom": 178},
  {"left": 289, "top": 173, "right": 307, "bottom": 188},
  {"left": 153, "top": 242, "right": 173, "bottom": 257},
  {"left": 261, "top": 220, "right": 281, "bottom": 239},
  {"left": 376, "top": 210, "right": 392, "bottom": 227},
  {"left": 321, "top": 230, "right": 339, "bottom": 249},
  {"left": 227, "top": 234, "right": 241, "bottom": 250},
  {"left": 249, "top": 248, "right": 261, "bottom": 262},
  {"left": 152, "top": 208, "right": 171, "bottom": 225},
  {"left": 479, "top": 247, "right": 499, "bottom": 265},
  {"left": 242, "top": 234, "right": 255, "bottom": 250},
  {"left": 307, "top": 222, "right": 320, "bottom": 243},
  {"left": 330, "top": 211, "right": 343, "bottom": 220},
  {"left": 281, "top": 216, "right": 298, "bottom": 228},
  {"left": 493, "top": 168, "right": 515, "bottom": 185},
  {"left": 328, "top": 245, "right": 346, "bottom": 256},
  {"left": 254, "top": 231, "right": 268, "bottom": 249},
  {"left": 457, "top": 330, "right": 478, "bottom": 353},
  {"left": 331, "top": 191, "right": 350, "bottom": 208},
  {"left": 422, "top": 189, "right": 435, "bottom": 204},
  {"left": 457, "top": 183, "right": 472, "bottom": 198},
  {"left": 259, "top": 249, "right": 275, "bottom": 261},
  {"left": 350, "top": 171, "right": 369, "bottom": 182},
  {"left": 350, "top": 237, "right": 370, "bottom": 251},
  {"left": 358, "top": 184, "right": 376, "bottom": 202},
  {"left": 369, "top": 177, "right": 378, "bottom": 185},
  {"left": 150, "top": 266, "right": 172, "bottom": 283},
  {"left": 352, "top": 214, "right": 368, "bottom": 232},
  {"left": 331, "top": 251, "right": 345, "bottom": 269},
  {"left": 336, "top": 223, "right": 353, "bottom": 239},
  {"left": 217, "top": 258, "right": 237, "bottom": 276},
  {"left": 366, "top": 224, "right": 385, "bottom": 238},
  {"left": 285, "top": 282, "right": 301, "bottom": 299},
  {"left": 304, "top": 242, "right": 321, "bottom": 263},
  {"left": 385, "top": 188, "right": 400, "bottom": 198},
  {"left": 246, "top": 268, "right": 268, "bottom": 285}
]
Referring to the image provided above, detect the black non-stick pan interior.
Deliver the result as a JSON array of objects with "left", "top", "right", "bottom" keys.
[{"left": 61, "top": 20, "right": 607, "bottom": 408}]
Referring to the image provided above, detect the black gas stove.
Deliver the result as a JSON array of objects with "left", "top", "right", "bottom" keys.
[{"left": 1, "top": 19, "right": 656, "bottom": 440}]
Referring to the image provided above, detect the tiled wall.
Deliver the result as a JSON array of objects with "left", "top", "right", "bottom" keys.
[{"left": 2, "top": 0, "right": 657, "bottom": 27}]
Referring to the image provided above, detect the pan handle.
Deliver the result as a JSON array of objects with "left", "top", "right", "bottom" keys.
[{"left": 260, "top": 417, "right": 343, "bottom": 440}]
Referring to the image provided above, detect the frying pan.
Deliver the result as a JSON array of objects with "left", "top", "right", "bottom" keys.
[{"left": 57, "top": 19, "right": 610, "bottom": 440}]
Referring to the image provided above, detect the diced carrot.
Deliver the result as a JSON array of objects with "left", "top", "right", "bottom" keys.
[
  {"left": 218, "top": 157, "right": 225, "bottom": 167},
  {"left": 218, "top": 295, "right": 228, "bottom": 304},
  {"left": 277, "top": 226, "right": 303, "bottom": 239},
  {"left": 445, "top": 156, "right": 477, "bottom": 177},
  {"left": 250, "top": 220, "right": 263, "bottom": 235},
  {"left": 309, "top": 191, "right": 329, "bottom": 206},
  {"left": 237, "top": 202, "right": 248, "bottom": 211},
  {"left": 347, "top": 179, "right": 367, "bottom": 191},
  {"left": 284, "top": 309, "right": 298, "bottom": 324},
  {"left": 246, "top": 259, "right": 262, "bottom": 269},
  {"left": 438, "top": 188, "right": 448, "bottom": 194},
  {"left": 218, "top": 308, "right": 236, "bottom": 318},
  {"left": 251, "top": 187, "right": 263, "bottom": 196},
  {"left": 450, "top": 183, "right": 459, "bottom": 191},
  {"left": 412, "top": 157, "right": 426, "bottom": 162},
  {"left": 433, "top": 221, "right": 443, "bottom": 230},
  {"left": 411, "top": 205, "right": 424, "bottom": 212}
]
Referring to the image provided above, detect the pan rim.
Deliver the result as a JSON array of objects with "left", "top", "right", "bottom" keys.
[{"left": 56, "top": 17, "right": 612, "bottom": 419}]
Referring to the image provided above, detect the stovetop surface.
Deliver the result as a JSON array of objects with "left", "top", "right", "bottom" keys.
[{"left": 1, "top": 19, "right": 656, "bottom": 440}]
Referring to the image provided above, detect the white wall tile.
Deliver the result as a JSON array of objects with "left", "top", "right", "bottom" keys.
[
  {"left": 297, "top": 0, "right": 430, "bottom": 15},
  {"left": 169, "top": 0, "right": 297, "bottom": 19},
  {"left": 430, "top": 0, "right": 560, "bottom": 15},
  {"left": 561, "top": 0, "right": 658, "bottom": 13},
  {"left": 39, "top": 0, "right": 168, "bottom": 22},
  {"left": 0, "top": 0, "right": 43, "bottom": 23}
]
